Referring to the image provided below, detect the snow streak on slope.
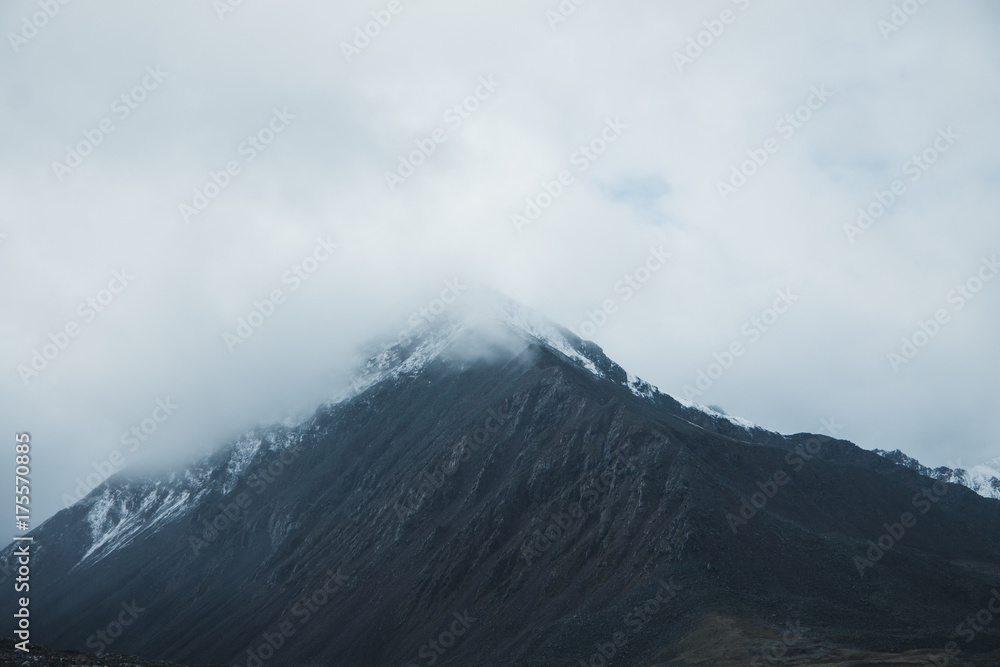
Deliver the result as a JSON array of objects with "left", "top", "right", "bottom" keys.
[
  {"left": 79, "top": 485, "right": 193, "bottom": 567},
  {"left": 486, "top": 296, "right": 602, "bottom": 376},
  {"left": 74, "top": 426, "right": 302, "bottom": 568}
]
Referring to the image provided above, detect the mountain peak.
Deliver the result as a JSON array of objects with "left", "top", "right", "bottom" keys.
[
  {"left": 337, "top": 289, "right": 619, "bottom": 400},
  {"left": 336, "top": 289, "right": 769, "bottom": 434}
]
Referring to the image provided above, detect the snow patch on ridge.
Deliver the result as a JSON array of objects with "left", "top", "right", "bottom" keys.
[
  {"left": 331, "top": 318, "right": 470, "bottom": 405},
  {"left": 224, "top": 435, "right": 263, "bottom": 487},
  {"left": 955, "top": 464, "right": 1000, "bottom": 500},
  {"left": 673, "top": 395, "right": 762, "bottom": 432},
  {"left": 627, "top": 373, "right": 656, "bottom": 400},
  {"left": 874, "top": 449, "right": 1000, "bottom": 501},
  {"left": 626, "top": 371, "right": 765, "bottom": 433}
]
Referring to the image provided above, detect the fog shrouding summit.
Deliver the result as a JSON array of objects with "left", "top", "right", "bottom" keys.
[{"left": 1, "top": 1, "right": 999, "bottom": 525}]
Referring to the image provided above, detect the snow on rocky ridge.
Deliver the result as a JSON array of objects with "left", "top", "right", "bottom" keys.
[{"left": 874, "top": 449, "right": 1000, "bottom": 500}]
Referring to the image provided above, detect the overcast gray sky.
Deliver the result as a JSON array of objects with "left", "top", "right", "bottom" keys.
[{"left": 2, "top": 0, "right": 999, "bottom": 524}]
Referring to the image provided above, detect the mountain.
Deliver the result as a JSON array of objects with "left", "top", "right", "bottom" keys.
[
  {"left": 5, "top": 295, "right": 1000, "bottom": 666},
  {"left": 874, "top": 448, "right": 1000, "bottom": 500}
]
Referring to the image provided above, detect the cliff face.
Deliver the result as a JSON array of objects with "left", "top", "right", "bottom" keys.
[{"left": 6, "top": 304, "right": 1000, "bottom": 666}]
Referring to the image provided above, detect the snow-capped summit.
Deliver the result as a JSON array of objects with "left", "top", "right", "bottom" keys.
[
  {"left": 338, "top": 288, "right": 769, "bottom": 433},
  {"left": 339, "top": 290, "right": 618, "bottom": 398}
]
